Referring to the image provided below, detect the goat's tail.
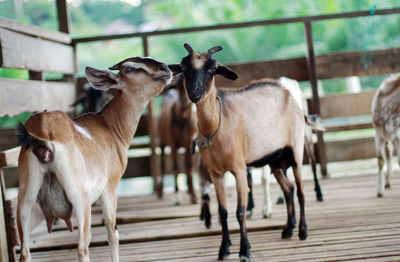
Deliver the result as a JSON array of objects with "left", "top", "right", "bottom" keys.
[
  {"left": 304, "top": 115, "right": 325, "bottom": 132},
  {"left": 17, "top": 122, "right": 55, "bottom": 163}
]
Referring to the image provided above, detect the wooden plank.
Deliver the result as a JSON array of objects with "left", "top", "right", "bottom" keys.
[
  {"left": 325, "top": 137, "right": 376, "bottom": 162},
  {"left": 316, "top": 47, "right": 400, "bottom": 79},
  {"left": 0, "top": 17, "right": 70, "bottom": 44},
  {"left": 324, "top": 121, "right": 373, "bottom": 132},
  {"left": 0, "top": 147, "right": 20, "bottom": 167},
  {"left": 319, "top": 89, "right": 376, "bottom": 119},
  {"left": 214, "top": 48, "right": 400, "bottom": 89},
  {"left": 0, "top": 169, "right": 9, "bottom": 262},
  {"left": 0, "top": 78, "right": 76, "bottom": 117},
  {"left": 216, "top": 57, "right": 308, "bottom": 88},
  {"left": 0, "top": 28, "right": 74, "bottom": 74},
  {"left": 0, "top": 129, "right": 18, "bottom": 151}
]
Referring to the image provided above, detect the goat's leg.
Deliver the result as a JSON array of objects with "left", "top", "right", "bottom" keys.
[
  {"left": 211, "top": 175, "right": 231, "bottom": 260},
  {"left": 185, "top": 148, "right": 197, "bottom": 204},
  {"left": 292, "top": 165, "right": 308, "bottom": 240},
  {"left": 101, "top": 190, "right": 119, "bottom": 262},
  {"left": 17, "top": 156, "right": 45, "bottom": 262},
  {"left": 157, "top": 145, "right": 165, "bottom": 199},
  {"left": 304, "top": 135, "right": 323, "bottom": 201},
  {"left": 261, "top": 167, "right": 272, "bottom": 218},
  {"left": 171, "top": 147, "right": 181, "bottom": 205},
  {"left": 73, "top": 200, "right": 91, "bottom": 262},
  {"left": 246, "top": 168, "right": 254, "bottom": 218},
  {"left": 272, "top": 168, "right": 295, "bottom": 239},
  {"left": 199, "top": 159, "right": 212, "bottom": 228},
  {"left": 385, "top": 141, "right": 393, "bottom": 189},
  {"left": 375, "top": 135, "right": 386, "bottom": 197},
  {"left": 234, "top": 169, "right": 251, "bottom": 261}
]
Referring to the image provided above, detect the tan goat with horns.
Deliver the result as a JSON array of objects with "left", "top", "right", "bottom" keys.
[
  {"left": 16, "top": 57, "right": 172, "bottom": 262},
  {"left": 169, "top": 43, "right": 308, "bottom": 261}
]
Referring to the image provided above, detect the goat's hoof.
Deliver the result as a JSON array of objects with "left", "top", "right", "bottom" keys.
[
  {"left": 246, "top": 210, "right": 253, "bottom": 218},
  {"left": 299, "top": 226, "right": 308, "bottom": 240},
  {"left": 174, "top": 201, "right": 180, "bottom": 206},
  {"left": 276, "top": 197, "right": 284, "bottom": 205},
  {"left": 240, "top": 255, "right": 251, "bottom": 262},
  {"left": 218, "top": 240, "right": 231, "bottom": 260},
  {"left": 316, "top": 195, "right": 324, "bottom": 202},
  {"left": 281, "top": 227, "right": 293, "bottom": 239},
  {"left": 377, "top": 192, "right": 384, "bottom": 198},
  {"left": 385, "top": 183, "right": 391, "bottom": 189},
  {"left": 262, "top": 209, "right": 272, "bottom": 218}
]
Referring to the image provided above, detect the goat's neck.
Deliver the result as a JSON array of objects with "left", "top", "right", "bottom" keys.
[
  {"left": 196, "top": 85, "right": 220, "bottom": 138},
  {"left": 100, "top": 89, "right": 148, "bottom": 149}
]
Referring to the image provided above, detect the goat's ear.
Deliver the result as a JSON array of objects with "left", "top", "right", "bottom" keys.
[
  {"left": 216, "top": 63, "right": 238, "bottom": 80},
  {"left": 168, "top": 64, "right": 183, "bottom": 74},
  {"left": 85, "top": 67, "right": 120, "bottom": 90}
]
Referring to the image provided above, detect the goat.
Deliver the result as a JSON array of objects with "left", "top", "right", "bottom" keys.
[
  {"left": 158, "top": 73, "right": 197, "bottom": 205},
  {"left": 16, "top": 56, "right": 172, "bottom": 262},
  {"left": 372, "top": 73, "right": 400, "bottom": 197},
  {"left": 169, "top": 44, "right": 308, "bottom": 261},
  {"left": 279, "top": 77, "right": 324, "bottom": 202}
]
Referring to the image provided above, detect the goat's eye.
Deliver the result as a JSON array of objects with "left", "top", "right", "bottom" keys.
[{"left": 125, "top": 67, "right": 134, "bottom": 73}]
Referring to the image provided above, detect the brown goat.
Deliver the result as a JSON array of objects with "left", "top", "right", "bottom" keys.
[
  {"left": 372, "top": 73, "right": 400, "bottom": 197},
  {"left": 169, "top": 44, "right": 308, "bottom": 261},
  {"left": 158, "top": 74, "right": 197, "bottom": 204},
  {"left": 17, "top": 57, "right": 172, "bottom": 262}
]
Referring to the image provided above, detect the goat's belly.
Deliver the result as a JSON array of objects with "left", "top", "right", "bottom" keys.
[{"left": 37, "top": 172, "right": 72, "bottom": 223}]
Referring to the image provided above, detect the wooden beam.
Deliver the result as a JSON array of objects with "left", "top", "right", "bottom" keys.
[
  {"left": 216, "top": 57, "right": 308, "bottom": 87},
  {"left": 304, "top": 21, "right": 327, "bottom": 177},
  {"left": 0, "top": 169, "right": 9, "bottom": 262},
  {"left": 0, "top": 28, "right": 74, "bottom": 74},
  {"left": 0, "top": 147, "right": 20, "bottom": 168},
  {"left": 316, "top": 48, "right": 400, "bottom": 79},
  {"left": 56, "top": 0, "right": 70, "bottom": 34},
  {"left": 325, "top": 137, "right": 376, "bottom": 162},
  {"left": 319, "top": 89, "right": 376, "bottom": 119},
  {"left": 0, "top": 78, "right": 76, "bottom": 117},
  {"left": 0, "top": 17, "right": 70, "bottom": 44},
  {"left": 72, "top": 7, "right": 400, "bottom": 44}
]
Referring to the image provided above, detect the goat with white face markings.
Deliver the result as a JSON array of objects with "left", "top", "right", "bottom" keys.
[
  {"left": 16, "top": 56, "right": 172, "bottom": 262},
  {"left": 169, "top": 44, "right": 308, "bottom": 262},
  {"left": 372, "top": 73, "right": 400, "bottom": 198}
]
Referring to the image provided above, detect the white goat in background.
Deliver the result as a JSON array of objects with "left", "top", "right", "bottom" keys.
[{"left": 372, "top": 73, "right": 400, "bottom": 197}]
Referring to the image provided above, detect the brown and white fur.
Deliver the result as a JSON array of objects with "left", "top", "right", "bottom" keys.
[
  {"left": 158, "top": 73, "right": 198, "bottom": 205},
  {"left": 372, "top": 73, "right": 400, "bottom": 197},
  {"left": 16, "top": 57, "right": 172, "bottom": 262},
  {"left": 169, "top": 44, "right": 308, "bottom": 261}
]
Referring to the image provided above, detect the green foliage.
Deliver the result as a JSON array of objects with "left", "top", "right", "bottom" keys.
[{"left": 0, "top": 112, "right": 31, "bottom": 129}]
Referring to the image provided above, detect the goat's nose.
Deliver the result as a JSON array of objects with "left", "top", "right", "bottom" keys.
[{"left": 158, "top": 64, "right": 169, "bottom": 72}]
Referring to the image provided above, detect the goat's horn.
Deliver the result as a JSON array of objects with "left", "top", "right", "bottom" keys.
[
  {"left": 108, "top": 63, "right": 120, "bottom": 70},
  {"left": 183, "top": 43, "right": 194, "bottom": 53},
  {"left": 208, "top": 46, "right": 223, "bottom": 56}
]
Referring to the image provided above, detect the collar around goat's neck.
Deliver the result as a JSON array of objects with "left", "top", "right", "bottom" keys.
[{"left": 194, "top": 95, "right": 222, "bottom": 148}]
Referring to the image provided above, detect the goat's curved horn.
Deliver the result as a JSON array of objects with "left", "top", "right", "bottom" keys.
[
  {"left": 208, "top": 46, "right": 223, "bottom": 56},
  {"left": 184, "top": 43, "right": 194, "bottom": 53}
]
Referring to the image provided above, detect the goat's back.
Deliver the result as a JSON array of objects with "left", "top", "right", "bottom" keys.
[
  {"left": 372, "top": 74, "right": 400, "bottom": 134},
  {"left": 219, "top": 84, "right": 305, "bottom": 164}
]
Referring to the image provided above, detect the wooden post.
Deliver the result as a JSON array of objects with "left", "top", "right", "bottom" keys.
[
  {"left": 56, "top": 0, "right": 70, "bottom": 34},
  {"left": 304, "top": 21, "right": 328, "bottom": 176},
  {"left": 142, "top": 36, "right": 159, "bottom": 191},
  {"left": 0, "top": 169, "right": 9, "bottom": 262}
]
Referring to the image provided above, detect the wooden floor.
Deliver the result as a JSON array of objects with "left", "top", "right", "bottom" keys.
[{"left": 20, "top": 171, "right": 400, "bottom": 261}]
